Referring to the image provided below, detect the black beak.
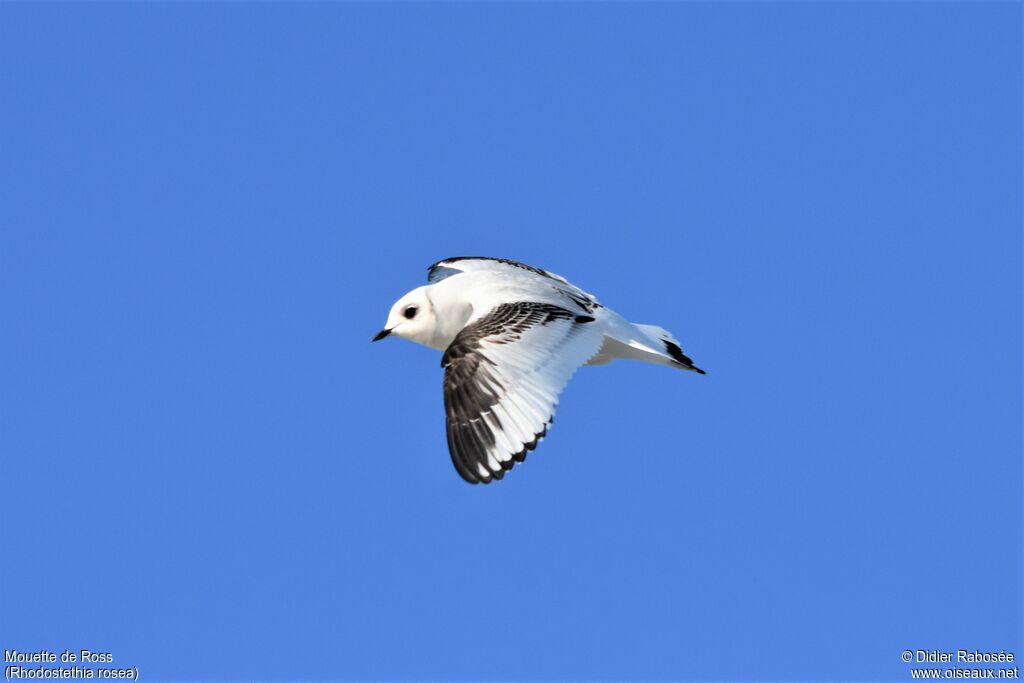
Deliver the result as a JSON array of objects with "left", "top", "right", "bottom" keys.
[{"left": 372, "top": 328, "right": 391, "bottom": 342}]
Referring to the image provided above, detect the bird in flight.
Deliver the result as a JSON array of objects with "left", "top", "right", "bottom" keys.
[{"left": 373, "top": 257, "right": 705, "bottom": 484}]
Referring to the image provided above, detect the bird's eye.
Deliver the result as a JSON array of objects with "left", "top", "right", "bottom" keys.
[{"left": 403, "top": 306, "right": 418, "bottom": 319}]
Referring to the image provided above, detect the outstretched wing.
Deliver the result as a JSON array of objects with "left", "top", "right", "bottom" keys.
[
  {"left": 428, "top": 256, "right": 602, "bottom": 314},
  {"left": 428, "top": 256, "right": 571, "bottom": 285},
  {"left": 442, "top": 302, "right": 604, "bottom": 484}
]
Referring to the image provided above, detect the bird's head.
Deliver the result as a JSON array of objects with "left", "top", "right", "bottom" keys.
[{"left": 372, "top": 286, "right": 438, "bottom": 346}]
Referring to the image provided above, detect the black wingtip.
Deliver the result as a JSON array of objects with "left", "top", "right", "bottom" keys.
[{"left": 663, "top": 339, "right": 705, "bottom": 374}]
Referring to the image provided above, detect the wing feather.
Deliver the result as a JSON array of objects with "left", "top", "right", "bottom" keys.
[
  {"left": 441, "top": 302, "right": 603, "bottom": 484},
  {"left": 427, "top": 256, "right": 603, "bottom": 314}
]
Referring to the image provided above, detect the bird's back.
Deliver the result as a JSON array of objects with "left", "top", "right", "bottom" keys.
[{"left": 428, "top": 260, "right": 600, "bottom": 328}]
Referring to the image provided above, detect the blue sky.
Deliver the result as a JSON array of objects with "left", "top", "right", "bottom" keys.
[{"left": 1, "top": 3, "right": 1020, "bottom": 681}]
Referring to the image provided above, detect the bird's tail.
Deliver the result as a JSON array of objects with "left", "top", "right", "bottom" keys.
[{"left": 634, "top": 324, "right": 706, "bottom": 374}]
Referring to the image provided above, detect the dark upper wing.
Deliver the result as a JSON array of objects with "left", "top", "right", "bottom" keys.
[{"left": 442, "top": 302, "right": 604, "bottom": 484}]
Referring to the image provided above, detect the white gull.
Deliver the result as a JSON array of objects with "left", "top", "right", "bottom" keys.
[{"left": 373, "top": 257, "right": 705, "bottom": 484}]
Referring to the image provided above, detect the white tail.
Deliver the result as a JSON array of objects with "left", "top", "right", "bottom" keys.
[
  {"left": 634, "top": 324, "right": 705, "bottom": 374},
  {"left": 585, "top": 318, "right": 705, "bottom": 374}
]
